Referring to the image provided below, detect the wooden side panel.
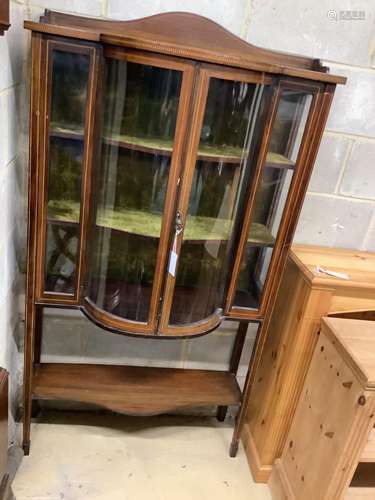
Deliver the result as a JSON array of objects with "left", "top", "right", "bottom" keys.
[
  {"left": 269, "top": 326, "right": 375, "bottom": 500},
  {"left": 244, "top": 257, "right": 333, "bottom": 473},
  {"left": 246, "top": 259, "right": 310, "bottom": 447}
]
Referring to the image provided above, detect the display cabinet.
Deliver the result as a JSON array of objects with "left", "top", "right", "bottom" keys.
[{"left": 23, "top": 11, "right": 345, "bottom": 455}]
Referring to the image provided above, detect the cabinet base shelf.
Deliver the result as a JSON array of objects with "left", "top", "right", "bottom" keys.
[{"left": 33, "top": 363, "right": 241, "bottom": 416}]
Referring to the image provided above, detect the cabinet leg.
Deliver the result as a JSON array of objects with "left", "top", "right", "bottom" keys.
[
  {"left": 230, "top": 407, "right": 242, "bottom": 458},
  {"left": 23, "top": 301, "right": 38, "bottom": 457},
  {"left": 23, "top": 378, "right": 32, "bottom": 456},
  {"left": 228, "top": 321, "right": 264, "bottom": 458},
  {"left": 216, "top": 405, "right": 228, "bottom": 422},
  {"left": 229, "top": 322, "right": 248, "bottom": 375},
  {"left": 229, "top": 437, "right": 239, "bottom": 457},
  {"left": 22, "top": 439, "right": 30, "bottom": 456}
]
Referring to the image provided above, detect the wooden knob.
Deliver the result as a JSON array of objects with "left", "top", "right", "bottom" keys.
[{"left": 358, "top": 395, "right": 366, "bottom": 406}]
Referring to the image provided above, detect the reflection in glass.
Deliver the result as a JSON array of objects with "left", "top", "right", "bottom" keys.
[
  {"left": 44, "top": 50, "right": 90, "bottom": 293},
  {"left": 234, "top": 90, "right": 313, "bottom": 309},
  {"left": 87, "top": 59, "right": 182, "bottom": 322},
  {"left": 169, "top": 77, "right": 269, "bottom": 325}
]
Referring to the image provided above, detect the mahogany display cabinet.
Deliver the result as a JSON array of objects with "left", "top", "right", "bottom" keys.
[{"left": 23, "top": 10, "right": 346, "bottom": 455}]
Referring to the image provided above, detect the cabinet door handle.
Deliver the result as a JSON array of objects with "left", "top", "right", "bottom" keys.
[{"left": 175, "top": 210, "right": 184, "bottom": 235}]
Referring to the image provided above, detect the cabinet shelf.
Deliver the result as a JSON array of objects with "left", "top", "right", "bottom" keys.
[
  {"left": 50, "top": 125, "right": 294, "bottom": 170},
  {"left": 33, "top": 363, "right": 241, "bottom": 416},
  {"left": 47, "top": 200, "right": 275, "bottom": 246}
]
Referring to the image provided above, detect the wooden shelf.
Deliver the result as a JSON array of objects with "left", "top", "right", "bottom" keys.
[
  {"left": 47, "top": 200, "right": 275, "bottom": 246},
  {"left": 50, "top": 125, "right": 294, "bottom": 170},
  {"left": 50, "top": 125, "right": 83, "bottom": 141},
  {"left": 33, "top": 363, "right": 241, "bottom": 415},
  {"left": 360, "top": 428, "right": 375, "bottom": 463}
]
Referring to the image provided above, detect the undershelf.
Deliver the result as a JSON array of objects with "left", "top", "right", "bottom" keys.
[
  {"left": 50, "top": 125, "right": 294, "bottom": 169},
  {"left": 33, "top": 363, "right": 241, "bottom": 416},
  {"left": 47, "top": 201, "right": 275, "bottom": 246}
]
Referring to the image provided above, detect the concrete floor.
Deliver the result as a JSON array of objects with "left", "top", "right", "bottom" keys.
[{"left": 12, "top": 412, "right": 271, "bottom": 500}]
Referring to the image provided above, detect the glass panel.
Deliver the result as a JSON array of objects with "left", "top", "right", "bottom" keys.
[
  {"left": 44, "top": 50, "right": 90, "bottom": 294},
  {"left": 87, "top": 59, "right": 182, "bottom": 323},
  {"left": 234, "top": 89, "right": 313, "bottom": 309},
  {"left": 169, "top": 77, "right": 270, "bottom": 325}
]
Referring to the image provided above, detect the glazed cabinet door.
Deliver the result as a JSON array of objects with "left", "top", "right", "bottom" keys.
[
  {"left": 84, "top": 49, "right": 194, "bottom": 334},
  {"left": 159, "top": 67, "right": 275, "bottom": 335},
  {"left": 36, "top": 38, "right": 100, "bottom": 303}
]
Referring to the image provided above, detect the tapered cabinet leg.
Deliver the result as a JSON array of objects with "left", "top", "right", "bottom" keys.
[
  {"left": 221, "top": 321, "right": 248, "bottom": 449},
  {"left": 229, "top": 321, "right": 259, "bottom": 457},
  {"left": 23, "top": 303, "right": 38, "bottom": 455},
  {"left": 23, "top": 396, "right": 32, "bottom": 456},
  {"left": 23, "top": 303, "right": 44, "bottom": 455},
  {"left": 22, "top": 440, "right": 30, "bottom": 456},
  {"left": 230, "top": 407, "right": 242, "bottom": 458},
  {"left": 23, "top": 361, "right": 33, "bottom": 455},
  {"left": 230, "top": 437, "right": 239, "bottom": 457},
  {"left": 216, "top": 405, "right": 228, "bottom": 422}
]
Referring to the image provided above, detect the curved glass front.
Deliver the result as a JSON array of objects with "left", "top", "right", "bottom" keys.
[
  {"left": 86, "top": 57, "right": 183, "bottom": 324},
  {"left": 83, "top": 61, "right": 317, "bottom": 334}
]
